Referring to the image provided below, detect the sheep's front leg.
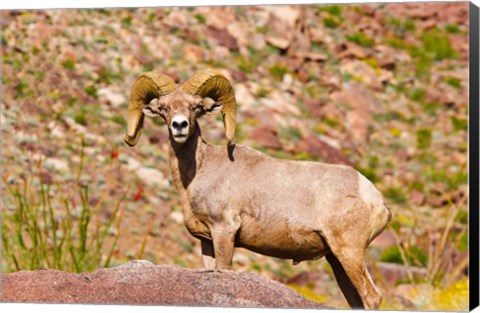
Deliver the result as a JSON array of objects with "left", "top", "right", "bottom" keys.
[
  {"left": 211, "top": 227, "right": 237, "bottom": 270},
  {"left": 200, "top": 239, "right": 215, "bottom": 270}
]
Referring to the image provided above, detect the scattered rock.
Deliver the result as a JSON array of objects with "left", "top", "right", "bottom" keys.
[
  {"left": 198, "top": 6, "right": 236, "bottom": 30},
  {"left": 163, "top": 10, "right": 188, "bottom": 28},
  {"left": 369, "top": 262, "right": 427, "bottom": 286},
  {"left": 251, "top": 127, "right": 282, "bottom": 149},
  {"left": 205, "top": 26, "right": 239, "bottom": 51},
  {"left": 263, "top": 6, "right": 301, "bottom": 29},
  {"left": 169, "top": 210, "right": 184, "bottom": 224},
  {"left": 1, "top": 261, "right": 327, "bottom": 308},
  {"left": 371, "top": 230, "right": 397, "bottom": 249},
  {"left": 263, "top": 6, "right": 301, "bottom": 50},
  {"left": 125, "top": 157, "right": 169, "bottom": 188},
  {"left": 43, "top": 157, "right": 70, "bottom": 173},
  {"left": 226, "top": 22, "right": 250, "bottom": 51},
  {"left": 304, "top": 99, "right": 324, "bottom": 119},
  {"left": 410, "top": 190, "right": 426, "bottom": 206},
  {"left": 260, "top": 90, "right": 301, "bottom": 116},
  {"left": 266, "top": 36, "right": 291, "bottom": 50},
  {"left": 296, "top": 51, "right": 328, "bottom": 62},
  {"left": 338, "top": 42, "right": 368, "bottom": 59},
  {"left": 340, "top": 60, "right": 383, "bottom": 91},
  {"left": 296, "top": 135, "right": 353, "bottom": 166},
  {"left": 230, "top": 70, "right": 248, "bottom": 83},
  {"left": 374, "top": 45, "right": 398, "bottom": 70},
  {"left": 97, "top": 87, "right": 127, "bottom": 108},
  {"left": 183, "top": 44, "right": 204, "bottom": 63},
  {"left": 63, "top": 117, "right": 106, "bottom": 144},
  {"left": 330, "top": 82, "right": 381, "bottom": 142},
  {"left": 254, "top": 109, "right": 281, "bottom": 131},
  {"left": 393, "top": 283, "right": 433, "bottom": 308},
  {"left": 234, "top": 83, "right": 258, "bottom": 113}
]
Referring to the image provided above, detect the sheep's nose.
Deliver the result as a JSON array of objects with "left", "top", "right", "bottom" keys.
[
  {"left": 172, "top": 120, "right": 188, "bottom": 130},
  {"left": 171, "top": 116, "right": 189, "bottom": 130}
]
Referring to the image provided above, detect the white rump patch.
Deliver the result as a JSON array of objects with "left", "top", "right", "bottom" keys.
[
  {"left": 357, "top": 173, "right": 381, "bottom": 205},
  {"left": 357, "top": 173, "right": 390, "bottom": 243}
]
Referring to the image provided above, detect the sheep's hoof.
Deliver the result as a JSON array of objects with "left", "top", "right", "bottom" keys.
[{"left": 197, "top": 269, "right": 216, "bottom": 273}]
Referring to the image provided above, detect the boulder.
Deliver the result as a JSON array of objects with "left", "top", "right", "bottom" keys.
[{"left": 1, "top": 260, "right": 327, "bottom": 309}]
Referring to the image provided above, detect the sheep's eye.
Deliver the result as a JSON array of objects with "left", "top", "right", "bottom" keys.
[{"left": 191, "top": 105, "right": 203, "bottom": 113}]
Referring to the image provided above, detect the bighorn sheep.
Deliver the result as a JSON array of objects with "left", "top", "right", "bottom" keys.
[{"left": 124, "top": 69, "right": 391, "bottom": 309}]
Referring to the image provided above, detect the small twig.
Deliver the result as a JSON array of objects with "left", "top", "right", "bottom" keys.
[
  {"left": 427, "top": 193, "right": 467, "bottom": 284},
  {"left": 444, "top": 252, "right": 469, "bottom": 285},
  {"left": 76, "top": 137, "right": 86, "bottom": 181},
  {"left": 390, "top": 230, "right": 415, "bottom": 283},
  {"left": 137, "top": 217, "right": 152, "bottom": 260}
]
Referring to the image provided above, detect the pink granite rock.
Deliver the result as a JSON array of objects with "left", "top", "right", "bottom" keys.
[{"left": 1, "top": 260, "right": 327, "bottom": 309}]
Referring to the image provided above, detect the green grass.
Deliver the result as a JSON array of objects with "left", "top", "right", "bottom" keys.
[
  {"left": 417, "top": 128, "right": 432, "bottom": 149},
  {"left": 269, "top": 64, "right": 289, "bottom": 81},
  {"left": 380, "top": 244, "right": 427, "bottom": 267},
  {"left": 318, "top": 5, "right": 343, "bottom": 16},
  {"left": 445, "top": 24, "right": 461, "bottom": 34},
  {"left": 346, "top": 32, "right": 374, "bottom": 47},
  {"left": 384, "top": 187, "right": 407, "bottom": 205},
  {"left": 451, "top": 116, "right": 467, "bottom": 132},
  {"left": 386, "top": 28, "right": 455, "bottom": 81},
  {"left": 445, "top": 77, "right": 462, "bottom": 89},
  {"left": 62, "top": 59, "right": 76, "bottom": 71},
  {"left": 323, "top": 17, "right": 342, "bottom": 28},
  {"left": 386, "top": 17, "right": 416, "bottom": 37},
  {"left": 1, "top": 140, "right": 127, "bottom": 273},
  {"left": 408, "top": 88, "right": 426, "bottom": 102},
  {"left": 278, "top": 126, "right": 303, "bottom": 142},
  {"left": 421, "top": 29, "right": 456, "bottom": 61},
  {"left": 194, "top": 14, "right": 206, "bottom": 24}
]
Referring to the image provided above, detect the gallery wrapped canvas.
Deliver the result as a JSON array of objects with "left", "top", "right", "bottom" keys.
[{"left": 1, "top": 0, "right": 478, "bottom": 311}]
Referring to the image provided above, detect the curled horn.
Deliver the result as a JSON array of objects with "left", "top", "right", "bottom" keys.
[
  {"left": 182, "top": 70, "right": 237, "bottom": 146},
  {"left": 124, "top": 71, "right": 177, "bottom": 146}
]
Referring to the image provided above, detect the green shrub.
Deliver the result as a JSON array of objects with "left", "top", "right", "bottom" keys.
[
  {"left": 421, "top": 29, "right": 456, "bottom": 60},
  {"left": 416, "top": 128, "right": 432, "bottom": 149},
  {"left": 387, "top": 17, "right": 416, "bottom": 36},
  {"left": 380, "top": 245, "right": 427, "bottom": 267},
  {"left": 445, "top": 77, "right": 462, "bottom": 89},
  {"left": 318, "top": 5, "right": 342, "bottom": 16},
  {"left": 380, "top": 245, "right": 403, "bottom": 264},
  {"left": 194, "top": 14, "right": 206, "bottom": 24},
  {"left": 445, "top": 24, "right": 461, "bottom": 34},
  {"left": 451, "top": 116, "right": 467, "bottom": 132},
  {"left": 384, "top": 187, "right": 407, "bottom": 205}
]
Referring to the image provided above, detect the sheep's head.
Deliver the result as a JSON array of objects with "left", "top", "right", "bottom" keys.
[{"left": 124, "top": 70, "right": 236, "bottom": 147}]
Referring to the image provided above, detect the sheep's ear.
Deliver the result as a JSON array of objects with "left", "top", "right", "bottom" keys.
[
  {"left": 193, "top": 99, "right": 224, "bottom": 117},
  {"left": 203, "top": 99, "right": 224, "bottom": 115}
]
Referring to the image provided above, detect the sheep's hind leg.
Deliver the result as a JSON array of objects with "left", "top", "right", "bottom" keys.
[
  {"left": 200, "top": 239, "right": 216, "bottom": 270},
  {"left": 328, "top": 247, "right": 382, "bottom": 309},
  {"left": 325, "top": 253, "right": 363, "bottom": 308}
]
